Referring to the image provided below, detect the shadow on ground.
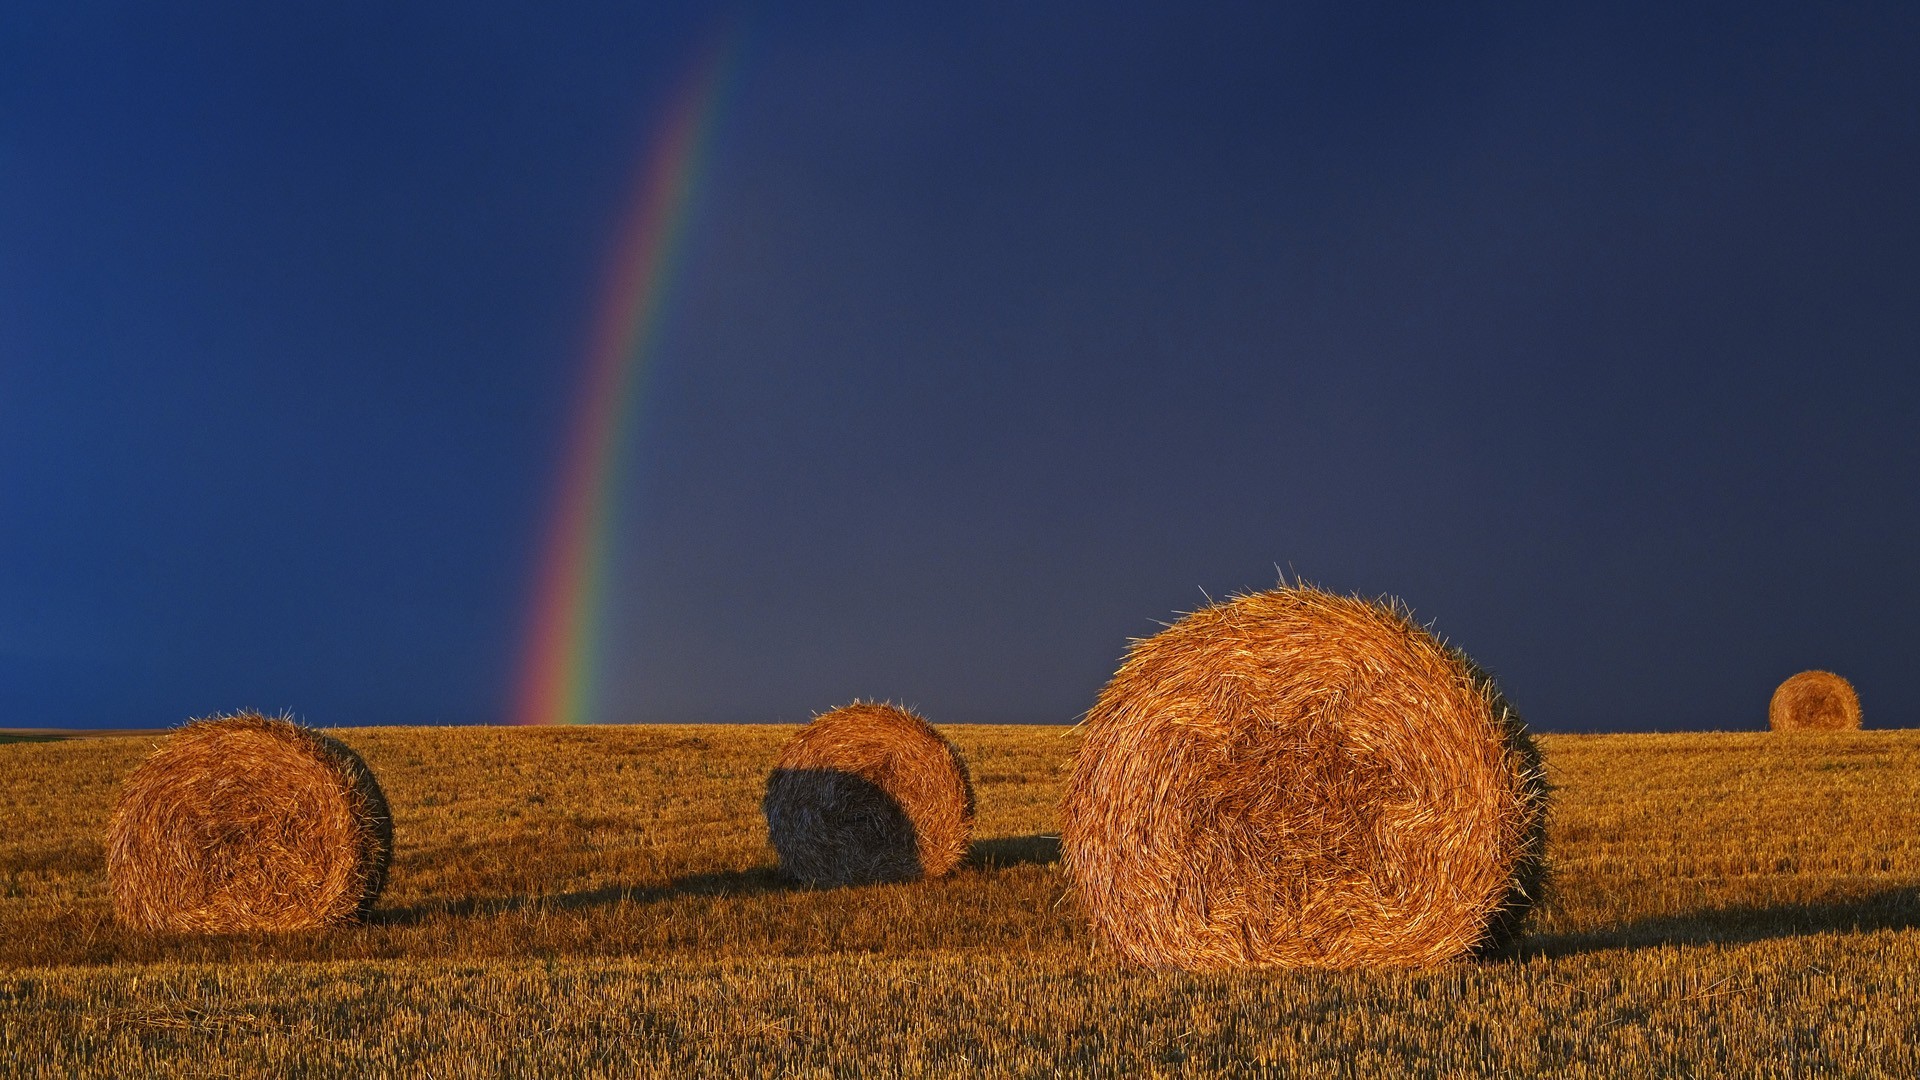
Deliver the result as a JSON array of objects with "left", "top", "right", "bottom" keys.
[
  {"left": 1520, "top": 886, "right": 1920, "bottom": 958},
  {"left": 370, "top": 866, "right": 797, "bottom": 925},
  {"left": 964, "top": 833, "right": 1060, "bottom": 870},
  {"left": 372, "top": 834, "right": 1060, "bottom": 926}
]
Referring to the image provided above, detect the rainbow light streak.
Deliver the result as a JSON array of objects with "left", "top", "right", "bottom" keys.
[{"left": 513, "top": 42, "right": 732, "bottom": 726}]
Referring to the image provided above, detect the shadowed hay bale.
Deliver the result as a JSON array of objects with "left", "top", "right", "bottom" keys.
[
  {"left": 1769, "top": 670, "right": 1861, "bottom": 732},
  {"left": 106, "top": 712, "right": 393, "bottom": 933},
  {"left": 1061, "top": 585, "right": 1548, "bottom": 969},
  {"left": 763, "top": 701, "right": 975, "bottom": 887}
]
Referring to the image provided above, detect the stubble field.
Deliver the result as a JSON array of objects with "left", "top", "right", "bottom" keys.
[{"left": 2, "top": 725, "right": 1918, "bottom": 1077}]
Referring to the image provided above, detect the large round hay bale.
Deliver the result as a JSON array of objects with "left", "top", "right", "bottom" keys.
[
  {"left": 1061, "top": 585, "right": 1548, "bottom": 969},
  {"left": 763, "top": 702, "right": 975, "bottom": 887},
  {"left": 1769, "top": 670, "right": 1861, "bottom": 732},
  {"left": 106, "top": 712, "right": 393, "bottom": 933}
]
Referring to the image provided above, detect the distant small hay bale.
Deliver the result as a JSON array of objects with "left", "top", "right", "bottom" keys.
[
  {"left": 763, "top": 702, "right": 975, "bottom": 887},
  {"left": 106, "top": 712, "right": 393, "bottom": 933},
  {"left": 1060, "top": 585, "right": 1549, "bottom": 970},
  {"left": 1769, "top": 670, "right": 1861, "bottom": 732}
]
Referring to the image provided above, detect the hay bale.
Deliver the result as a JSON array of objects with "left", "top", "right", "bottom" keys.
[
  {"left": 106, "top": 712, "right": 393, "bottom": 933},
  {"left": 1060, "top": 585, "right": 1548, "bottom": 969},
  {"left": 763, "top": 701, "right": 975, "bottom": 887},
  {"left": 1769, "top": 670, "right": 1861, "bottom": 732}
]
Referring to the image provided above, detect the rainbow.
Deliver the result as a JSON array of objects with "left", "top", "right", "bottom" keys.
[{"left": 513, "top": 41, "right": 733, "bottom": 726}]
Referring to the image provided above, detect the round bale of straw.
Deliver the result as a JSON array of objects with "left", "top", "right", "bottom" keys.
[
  {"left": 1061, "top": 585, "right": 1548, "bottom": 969},
  {"left": 763, "top": 702, "right": 975, "bottom": 887},
  {"left": 106, "top": 712, "right": 393, "bottom": 933},
  {"left": 1769, "top": 670, "right": 1861, "bottom": 732}
]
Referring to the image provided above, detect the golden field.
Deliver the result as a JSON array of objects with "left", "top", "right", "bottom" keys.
[{"left": 2, "top": 725, "right": 1919, "bottom": 1077}]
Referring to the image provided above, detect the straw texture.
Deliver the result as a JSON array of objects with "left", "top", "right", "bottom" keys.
[
  {"left": 106, "top": 712, "right": 393, "bottom": 933},
  {"left": 1768, "top": 670, "right": 1862, "bottom": 732},
  {"left": 764, "top": 702, "right": 975, "bottom": 887},
  {"left": 1061, "top": 585, "right": 1548, "bottom": 969}
]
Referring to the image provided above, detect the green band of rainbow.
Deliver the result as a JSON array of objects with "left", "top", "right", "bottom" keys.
[{"left": 514, "top": 41, "right": 733, "bottom": 726}]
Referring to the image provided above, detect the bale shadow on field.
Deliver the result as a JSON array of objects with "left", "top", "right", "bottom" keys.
[
  {"left": 371, "top": 834, "right": 1064, "bottom": 927},
  {"left": 1520, "top": 886, "right": 1920, "bottom": 958},
  {"left": 964, "top": 833, "right": 1060, "bottom": 870},
  {"left": 368, "top": 866, "right": 801, "bottom": 926}
]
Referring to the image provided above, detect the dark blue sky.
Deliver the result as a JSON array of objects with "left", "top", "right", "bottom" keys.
[{"left": 4, "top": 2, "right": 1917, "bottom": 730}]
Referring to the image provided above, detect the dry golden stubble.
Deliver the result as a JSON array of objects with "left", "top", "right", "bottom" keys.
[
  {"left": 105, "top": 711, "right": 393, "bottom": 933},
  {"left": 1769, "top": 670, "right": 1862, "bottom": 732},
  {"left": 1060, "top": 585, "right": 1549, "bottom": 969},
  {"left": 763, "top": 702, "right": 976, "bottom": 887}
]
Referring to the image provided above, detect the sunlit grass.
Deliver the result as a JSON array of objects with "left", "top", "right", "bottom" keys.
[{"left": 3, "top": 725, "right": 1917, "bottom": 1075}]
